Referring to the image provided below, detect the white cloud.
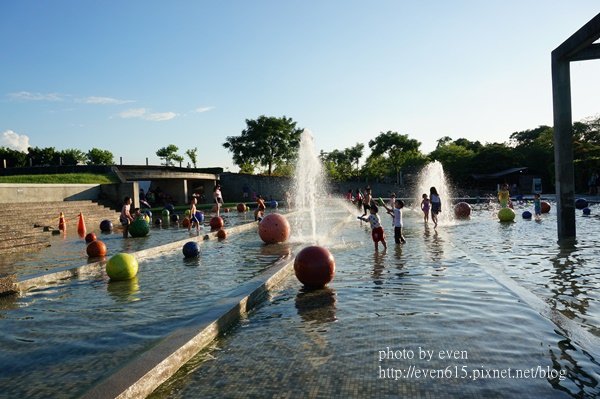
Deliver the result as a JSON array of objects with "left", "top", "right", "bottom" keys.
[
  {"left": 194, "top": 106, "right": 215, "bottom": 113},
  {"left": 117, "top": 108, "right": 177, "bottom": 121},
  {"left": 0, "top": 130, "right": 30, "bottom": 152},
  {"left": 80, "top": 96, "right": 135, "bottom": 105},
  {"left": 8, "top": 91, "right": 63, "bottom": 101}
]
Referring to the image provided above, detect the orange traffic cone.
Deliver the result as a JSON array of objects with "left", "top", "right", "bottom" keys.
[
  {"left": 58, "top": 212, "right": 66, "bottom": 231},
  {"left": 77, "top": 212, "right": 86, "bottom": 236}
]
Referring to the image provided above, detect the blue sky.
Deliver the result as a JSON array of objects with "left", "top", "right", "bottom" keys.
[{"left": 1, "top": 1, "right": 599, "bottom": 171}]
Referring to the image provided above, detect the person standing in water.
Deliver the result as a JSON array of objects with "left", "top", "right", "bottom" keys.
[{"left": 430, "top": 187, "right": 442, "bottom": 228}]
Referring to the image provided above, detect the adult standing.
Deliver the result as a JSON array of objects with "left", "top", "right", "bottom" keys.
[
  {"left": 430, "top": 186, "right": 442, "bottom": 229},
  {"left": 213, "top": 183, "right": 224, "bottom": 216}
]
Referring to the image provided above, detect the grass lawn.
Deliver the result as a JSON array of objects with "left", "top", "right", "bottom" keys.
[{"left": 0, "top": 173, "right": 120, "bottom": 184}]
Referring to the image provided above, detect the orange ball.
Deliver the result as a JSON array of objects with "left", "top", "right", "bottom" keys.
[
  {"left": 216, "top": 228, "right": 227, "bottom": 239},
  {"left": 182, "top": 217, "right": 191, "bottom": 228},
  {"left": 454, "top": 202, "right": 471, "bottom": 219},
  {"left": 294, "top": 246, "right": 336, "bottom": 288},
  {"left": 86, "top": 240, "right": 107, "bottom": 257},
  {"left": 84, "top": 232, "right": 97, "bottom": 243},
  {"left": 541, "top": 201, "right": 551, "bottom": 214},
  {"left": 209, "top": 216, "right": 224, "bottom": 230},
  {"left": 258, "top": 213, "right": 290, "bottom": 244},
  {"left": 237, "top": 203, "right": 247, "bottom": 212}
]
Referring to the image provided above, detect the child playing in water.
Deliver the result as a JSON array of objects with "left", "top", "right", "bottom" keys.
[
  {"left": 358, "top": 205, "right": 387, "bottom": 251},
  {"left": 119, "top": 196, "right": 134, "bottom": 238},
  {"left": 498, "top": 184, "right": 510, "bottom": 208},
  {"left": 189, "top": 196, "right": 200, "bottom": 233},
  {"left": 533, "top": 193, "right": 542, "bottom": 220},
  {"left": 382, "top": 199, "right": 406, "bottom": 244},
  {"left": 254, "top": 195, "right": 266, "bottom": 221},
  {"left": 420, "top": 193, "right": 430, "bottom": 223},
  {"left": 430, "top": 187, "right": 442, "bottom": 229},
  {"left": 360, "top": 187, "right": 373, "bottom": 218}
]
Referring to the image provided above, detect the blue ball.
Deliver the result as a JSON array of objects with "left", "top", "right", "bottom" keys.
[
  {"left": 195, "top": 211, "right": 205, "bottom": 223},
  {"left": 171, "top": 214, "right": 180, "bottom": 222},
  {"left": 270, "top": 200, "right": 278, "bottom": 208},
  {"left": 154, "top": 218, "right": 162, "bottom": 226},
  {"left": 522, "top": 211, "right": 532, "bottom": 219},
  {"left": 575, "top": 198, "right": 589, "bottom": 210},
  {"left": 583, "top": 207, "right": 591, "bottom": 216},
  {"left": 144, "top": 209, "right": 153, "bottom": 218},
  {"left": 182, "top": 241, "right": 200, "bottom": 258},
  {"left": 165, "top": 204, "right": 175, "bottom": 213},
  {"left": 100, "top": 219, "right": 113, "bottom": 232}
]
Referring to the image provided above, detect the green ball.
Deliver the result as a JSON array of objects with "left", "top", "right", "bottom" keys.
[
  {"left": 129, "top": 218, "right": 150, "bottom": 237},
  {"left": 498, "top": 207, "right": 515, "bottom": 222},
  {"left": 106, "top": 253, "right": 138, "bottom": 281}
]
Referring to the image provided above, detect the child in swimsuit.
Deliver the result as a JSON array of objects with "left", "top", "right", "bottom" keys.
[{"left": 421, "top": 193, "right": 430, "bottom": 223}]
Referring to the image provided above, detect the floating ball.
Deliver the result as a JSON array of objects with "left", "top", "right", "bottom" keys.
[
  {"left": 154, "top": 218, "right": 162, "bottom": 226},
  {"left": 583, "top": 207, "right": 591, "bottom": 216},
  {"left": 498, "top": 207, "right": 516, "bottom": 222},
  {"left": 294, "top": 246, "right": 336, "bottom": 288},
  {"left": 84, "top": 232, "right": 97, "bottom": 243},
  {"left": 170, "top": 214, "right": 180, "bottom": 223},
  {"left": 453, "top": 202, "right": 471, "bottom": 219},
  {"left": 100, "top": 219, "right": 113, "bottom": 233},
  {"left": 269, "top": 200, "right": 278, "bottom": 208},
  {"left": 237, "top": 203, "right": 247, "bottom": 212},
  {"left": 224, "top": 207, "right": 231, "bottom": 213},
  {"left": 161, "top": 209, "right": 170, "bottom": 217},
  {"left": 209, "top": 216, "right": 224, "bottom": 230},
  {"left": 165, "top": 204, "right": 175, "bottom": 213},
  {"left": 185, "top": 209, "right": 191, "bottom": 216},
  {"left": 195, "top": 211, "right": 205, "bottom": 223},
  {"left": 106, "top": 253, "right": 138, "bottom": 281},
  {"left": 575, "top": 198, "right": 589, "bottom": 210},
  {"left": 182, "top": 217, "right": 191, "bottom": 228},
  {"left": 129, "top": 218, "right": 150, "bottom": 237},
  {"left": 258, "top": 213, "right": 291, "bottom": 244},
  {"left": 144, "top": 209, "right": 153, "bottom": 218},
  {"left": 86, "top": 239, "right": 107, "bottom": 257},
  {"left": 182, "top": 241, "right": 200, "bottom": 258},
  {"left": 522, "top": 211, "right": 532, "bottom": 219},
  {"left": 216, "top": 228, "right": 227, "bottom": 239},
  {"left": 541, "top": 201, "right": 551, "bottom": 214}
]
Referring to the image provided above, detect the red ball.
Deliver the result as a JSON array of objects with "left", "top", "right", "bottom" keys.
[
  {"left": 86, "top": 240, "right": 107, "bottom": 257},
  {"left": 294, "top": 246, "right": 336, "bottom": 288},
  {"left": 216, "top": 228, "right": 227, "bottom": 239},
  {"left": 237, "top": 203, "right": 247, "bottom": 212},
  {"left": 541, "top": 201, "right": 551, "bottom": 214},
  {"left": 182, "top": 217, "right": 191, "bottom": 228},
  {"left": 258, "top": 213, "right": 290, "bottom": 244},
  {"left": 209, "top": 216, "right": 224, "bottom": 230},
  {"left": 84, "top": 232, "right": 97, "bottom": 243},
  {"left": 454, "top": 202, "right": 471, "bottom": 219}
]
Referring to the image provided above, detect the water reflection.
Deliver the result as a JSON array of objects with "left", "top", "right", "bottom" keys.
[
  {"left": 549, "top": 243, "right": 589, "bottom": 320},
  {"left": 371, "top": 252, "right": 386, "bottom": 286},
  {"left": 259, "top": 243, "right": 292, "bottom": 257},
  {"left": 549, "top": 337, "right": 600, "bottom": 397},
  {"left": 424, "top": 227, "right": 444, "bottom": 263},
  {"left": 295, "top": 287, "right": 337, "bottom": 324},
  {"left": 106, "top": 276, "right": 140, "bottom": 303}
]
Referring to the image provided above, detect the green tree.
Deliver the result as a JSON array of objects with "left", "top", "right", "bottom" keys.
[
  {"left": 223, "top": 115, "right": 302, "bottom": 176},
  {"left": 59, "top": 148, "right": 87, "bottom": 165},
  {"left": 185, "top": 148, "right": 198, "bottom": 168},
  {"left": 429, "top": 143, "right": 476, "bottom": 184},
  {"left": 322, "top": 149, "right": 354, "bottom": 181},
  {"left": 27, "top": 146, "right": 58, "bottom": 166},
  {"left": 156, "top": 144, "right": 184, "bottom": 167},
  {"left": 87, "top": 148, "right": 114, "bottom": 165},
  {"left": 0, "top": 147, "right": 27, "bottom": 167},
  {"left": 367, "top": 131, "right": 422, "bottom": 185}
]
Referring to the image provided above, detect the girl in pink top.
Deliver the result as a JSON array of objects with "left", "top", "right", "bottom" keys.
[{"left": 420, "top": 193, "right": 430, "bottom": 223}]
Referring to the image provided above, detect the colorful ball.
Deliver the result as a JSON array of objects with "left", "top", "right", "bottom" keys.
[
  {"left": 100, "top": 219, "right": 113, "bottom": 232},
  {"left": 453, "top": 202, "right": 471, "bottom": 219},
  {"left": 498, "top": 207, "right": 516, "bottom": 222},
  {"left": 522, "top": 211, "right": 532, "bottom": 219},
  {"left": 170, "top": 214, "right": 180, "bottom": 223},
  {"left": 237, "top": 203, "right": 247, "bottom": 212},
  {"left": 184, "top": 209, "right": 191, "bottom": 216},
  {"left": 583, "top": 207, "right": 591, "bottom": 216},
  {"left": 258, "top": 213, "right": 291, "bottom": 244},
  {"left": 165, "top": 204, "right": 175, "bottom": 213},
  {"left": 86, "top": 239, "right": 107, "bottom": 257},
  {"left": 84, "top": 232, "right": 97, "bottom": 243},
  {"left": 216, "top": 228, "right": 227, "bottom": 239},
  {"left": 269, "top": 200, "right": 278, "bottom": 208},
  {"left": 154, "top": 218, "right": 162, "bottom": 226},
  {"left": 294, "top": 246, "right": 336, "bottom": 288},
  {"left": 161, "top": 209, "right": 170, "bottom": 217},
  {"left": 541, "top": 201, "right": 551, "bottom": 214},
  {"left": 129, "top": 218, "right": 150, "bottom": 237},
  {"left": 106, "top": 253, "right": 138, "bottom": 281},
  {"left": 182, "top": 217, "right": 191, "bottom": 228},
  {"left": 195, "top": 211, "right": 205, "bottom": 223},
  {"left": 182, "top": 241, "right": 200, "bottom": 258},
  {"left": 575, "top": 198, "right": 589, "bottom": 210},
  {"left": 209, "top": 216, "right": 224, "bottom": 230},
  {"left": 144, "top": 209, "right": 153, "bottom": 218}
]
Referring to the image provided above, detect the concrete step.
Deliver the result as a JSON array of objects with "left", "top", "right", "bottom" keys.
[{"left": 0, "top": 236, "right": 50, "bottom": 251}]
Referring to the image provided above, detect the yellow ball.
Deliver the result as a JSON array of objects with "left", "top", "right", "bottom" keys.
[
  {"left": 106, "top": 253, "right": 139, "bottom": 281},
  {"left": 498, "top": 207, "right": 515, "bottom": 222}
]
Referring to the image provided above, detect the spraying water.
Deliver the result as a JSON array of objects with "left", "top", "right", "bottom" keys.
[
  {"left": 414, "top": 161, "right": 455, "bottom": 225},
  {"left": 292, "top": 129, "right": 328, "bottom": 243}
]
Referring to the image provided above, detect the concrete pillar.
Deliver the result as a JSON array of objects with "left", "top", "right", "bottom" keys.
[{"left": 551, "top": 58, "right": 576, "bottom": 241}]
